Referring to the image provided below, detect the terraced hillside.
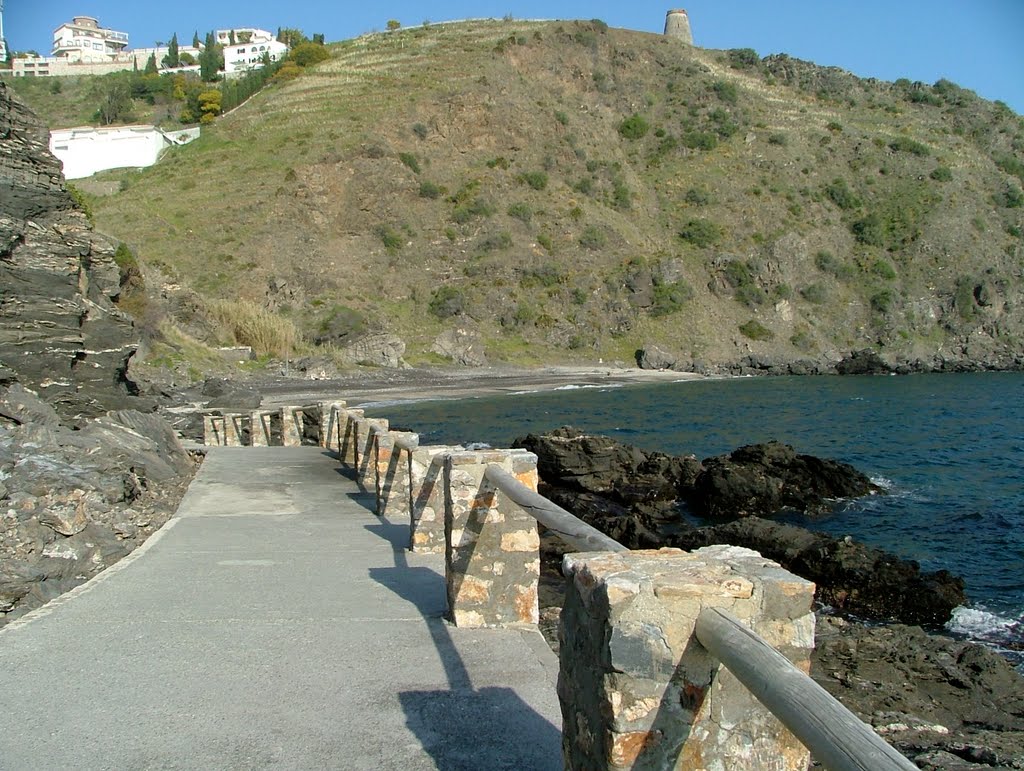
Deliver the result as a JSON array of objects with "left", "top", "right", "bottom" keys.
[{"left": 44, "top": 19, "right": 1024, "bottom": 375}]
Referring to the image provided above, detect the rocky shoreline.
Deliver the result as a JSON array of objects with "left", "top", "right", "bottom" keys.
[{"left": 520, "top": 426, "right": 1024, "bottom": 769}]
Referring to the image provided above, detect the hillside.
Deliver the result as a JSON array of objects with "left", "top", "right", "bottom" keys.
[{"left": 25, "top": 19, "right": 1024, "bottom": 376}]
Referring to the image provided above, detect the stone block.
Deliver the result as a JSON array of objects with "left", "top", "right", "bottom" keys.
[
  {"left": 280, "top": 406, "right": 303, "bottom": 447},
  {"left": 409, "top": 447, "right": 454, "bottom": 553},
  {"left": 560, "top": 549, "right": 814, "bottom": 770}
]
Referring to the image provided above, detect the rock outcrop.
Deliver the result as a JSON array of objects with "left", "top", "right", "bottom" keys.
[
  {"left": 0, "top": 80, "right": 139, "bottom": 420},
  {"left": 517, "top": 426, "right": 964, "bottom": 626}
]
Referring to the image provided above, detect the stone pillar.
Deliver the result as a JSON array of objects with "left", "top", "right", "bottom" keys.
[
  {"left": 320, "top": 401, "right": 346, "bottom": 451},
  {"left": 356, "top": 418, "right": 389, "bottom": 490},
  {"left": 281, "top": 406, "right": 303, "bottom": 447},
  {"left": 409, "top": 447, "right": 455, "bottom": 553},
  {"left": 559, "top": 546, "right": 815, "bottom": 771},
  {"left": 250, "top": 410, "right": 273, "bottom": 446},
  {"left": 202, "top": 414, "right": 225, "bottom": 446},
  {"left": 222, "top": 413, "right": 244, "bottom": 446},
  {"left": 375, "top": 431, "right": 418, "bottom": 518},
  {"left": 340, "top": 409, "right": 364, "bottom": 468},
  {"left": 444, "top": 450, "right": 541, "bottom": 628}
]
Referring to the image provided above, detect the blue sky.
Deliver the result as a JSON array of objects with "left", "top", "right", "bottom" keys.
[{"left": 5, "top": 1, "right": 1023, "bottom": 113}]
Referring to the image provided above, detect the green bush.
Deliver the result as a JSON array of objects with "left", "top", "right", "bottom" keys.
[
  {"left": 618, "top": 114, "right": 650, "bottom": 140},
  {"left": 872, "top": 259, "right": 897, "bottom": 280},
  {"left": 724, "top": 260, "right": 755, "bottom": 288},
  {"left": 477, "top": 231, "right": 513, "bottom": 252},
  {"left": 399, "top": 152, "right": 421, "bottom": 174},
  {"left": 650, "top": 280, "right": 693, "bottom": 316},
  {"left": 712, "top": 80, "right": 739, "bottom": 104},
  {"left": 289, "top": 42, "right": 331, "bottom": 67},
  {"left": 574, "top": 177, "right": 594, "bottom": 195},
  {"left": 486, "top": 156, "right": 510, "bottom": 169},
  {"left": 679, "top": 218, "right": 722, "bottom": 247},
  {"left": 995, "top": 184, "right": 1024, "bottom": 208},
  {"left": 519, "top": 171, "right": 548, "bottom": 190},
  {"left": 767, "top": 132, "right": 788, "bottom": 146},
  {"left": 826, "top": 121, "right": 843, "bottom": 133},
  {"left": 852, "top": 213, "right": 885, "bottom": 246},
  {"left": 681, "top": 131, "right": 718, "bottom": 151},
  {"left": 579, "top": 225, "right": 607, "bottom": 250},
  {"left": 411, "top": 122, "right": 428, "bottom": 140},
  {"left": 930, "top": 166, "right": 953, "bottom": 182},
  {"left": 554, "top": 110, "right": 569, "bottom": 125},
  {"left": 507, "top": 202, "right": 532, "bottom": 223},
  {"left": 739, "top": 320, "right": 774, "bottom": 341},
  {"left": 537, "top": 233, "right": 554, "bottom": 253},
  {"left": 316, "top": 305, "right": 366, "bottom": 343},
  {"left": 685, "top": 187, "right": 711, "bottom": 206},
  {"left": 452, "top": 197, "right": 495, "bottom": 223},
  {"left": 954, "top": 276, "right": 979, "bottom": 320},
  {"left": 888, "top": 136, "right": 930, "bottom": 156},
  {"left": 428, "top": 286, "right": 466, "bottom": 319},
  {"left": 522, "top": 264, "right": 565, "bottom": 288},
  {"left": 870, "top": 289, "right": 894, "bottom": 314},
  {"left": 612, "top": 181, "right": 631, "bottom": 210},
  {"left": 727, "top": 48, "right": 760, "bottom": 70},
  {"left": 800, "top": 282, "right": 828, "bottom": 304},
  {"left": 67, "top": 184, "right": 94, "bottom": 224},
  {"left": 419, "top": 181, "right": 443, "bottom": 199},
  {"left": 375, "top": 224, "right": 404, "bottom": 252},
  {"left": 735, "top": 284, "right": 768, "bottom": 307},
  {"left": 824, "top": 178, "right": 860, "bottom": 210}
]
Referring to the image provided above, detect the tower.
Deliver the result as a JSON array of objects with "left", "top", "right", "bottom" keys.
[
  {"left": 0, "top": 0, "right": 7, "bottom": 62},
  {"left": 664, "top": 9, "right": 693, "bottom": 45}
]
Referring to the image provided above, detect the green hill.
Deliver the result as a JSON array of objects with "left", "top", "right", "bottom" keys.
[{"left": 22, "top": 19, "right": 1024, "bottom": 375}]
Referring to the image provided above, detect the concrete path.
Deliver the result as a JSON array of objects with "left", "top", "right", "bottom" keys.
[{"left": 0, "top": 448, "right": 562, "bottom": 770}]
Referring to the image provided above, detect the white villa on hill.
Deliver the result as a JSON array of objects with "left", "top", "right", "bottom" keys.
[
  {"left": 52, "top": 15, "right": 129, "bottom": 62},
  {"left": 216, "top": 27, "right": 288, "bottom": 77},
  {"left": 50, "top": 125, "right": 200, "bottom": 179}
]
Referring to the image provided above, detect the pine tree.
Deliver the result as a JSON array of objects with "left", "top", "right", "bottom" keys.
[
  {"left": 144, "top": 52, "right": 158, "bottom": 75},
  {"left": 192, "top": 30, "right": 201, "bottom": 48},
  {"left": 199, "top": 31, "right": 220, "bottom": 81},
  {"left": 162, "top": 33, "right": 180, "bottom": 68},
  {"left": 229, "top": 29, "right": 236, "bottom": 45}
]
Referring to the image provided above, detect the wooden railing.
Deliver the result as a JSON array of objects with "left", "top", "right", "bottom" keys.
[{"left": 204, "top": 399, "right": 917, "bottom": 770}]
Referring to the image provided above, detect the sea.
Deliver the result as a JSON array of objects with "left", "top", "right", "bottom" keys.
[{"left": 364, "top": 372, "right": 1024, "bottom": 668}]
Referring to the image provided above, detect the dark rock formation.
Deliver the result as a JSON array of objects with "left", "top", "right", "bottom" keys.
[
  {"left": 635, "top": 344, "right": 677, "bottom": 370},
  {"left": 673, "top": 517, "right": 965, "bottom": 625},
  {"left": 692, "top": 440, "right": 881, "bottom": 519},
  {"left": 836, "top": 348, "right": 894, "bottom": 375},
  {"left": 0, "top": 80, "right": 140, "bottom": 420}
]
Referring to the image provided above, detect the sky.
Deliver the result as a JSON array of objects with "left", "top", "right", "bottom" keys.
[{"left": 4, "top": 1, "right": 1023, "bottom": 114}]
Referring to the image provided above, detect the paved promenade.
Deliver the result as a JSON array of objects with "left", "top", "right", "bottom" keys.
[{"left": 0, "top": 448, "right": 562, "bottom": 770}]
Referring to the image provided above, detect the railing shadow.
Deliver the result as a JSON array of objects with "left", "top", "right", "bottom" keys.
[{"left": 361, "top": 514, "right": 561, "bottom": 770}]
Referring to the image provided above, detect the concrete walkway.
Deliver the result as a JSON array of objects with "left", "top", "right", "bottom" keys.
[{"left": 0, "top": 448, "right": 562, "bottom": 770}]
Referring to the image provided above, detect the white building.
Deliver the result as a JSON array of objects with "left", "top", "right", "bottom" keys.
[
  {"left": 216, "top": 28, "right": 288, "bottom": 77},
  {"left": 52, "top": 16, "right": 128, "bottom": 62},
  {"left": 49, "top": 125, "right": 199, "bottom": 180}
]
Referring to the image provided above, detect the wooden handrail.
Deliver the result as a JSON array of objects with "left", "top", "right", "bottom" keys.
[
  {"left": 695, "top": 608, "right": 917, "bottom": 771},
  {"left": 483, "top": 463, "right": 628, "bottom": 554}
]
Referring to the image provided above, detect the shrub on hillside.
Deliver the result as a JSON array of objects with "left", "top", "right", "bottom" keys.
[
  {"left": 930, "top": 166, "right": 953, "bottom": 182},
  {"left": 650, "top": 280, "right": 694, "bottom": 316},
  {"left": 712, "top": 80, "right": 738, "bottom": 104},
  {"left": 507, "top": 202, "right": 532, "bottom": 223},
  {"left": 399, "top": 152, "right": 421, "bottom": 174},
  {"left": 739, "top": 320, "right": 774, "bottom": 341},
  {"left": 888, "top": 136, "right": 930, "bottom": 156},
  {"left": 428, "top": 286, "right": 466, "bottom": 319},
  {"left": 579, "top": 226, "right": 606, "bottom": 250},
  {"left": 518, "top": 171, "right": 548, "bottom": 190},
  {"left": 618, "top": 114, "right": 650, "bottom": 140},
  {"left": 852, "top": 213, "right": 885, "bottom": 246},
  {"left": 419, "top": 181, "right": 443, "bottom": 199},
  {"left": 452, "top": 197, "right": 495, "bottom": 223},
  {"left": 290, "top": 42, "right": 331, "bottom": 67},
  {"left": 727, "top": 48, "right": 760, "bottom": 70},
  {"left": 825, "top": 178, "right": 860, "bottom": 210},
  {"left": 679, "top": 218, "right": 722, "bottom": 247}
]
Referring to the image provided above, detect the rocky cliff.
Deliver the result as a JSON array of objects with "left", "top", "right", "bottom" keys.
[{"left": 0, "top": 80, "right": 139, "bottom": 420}]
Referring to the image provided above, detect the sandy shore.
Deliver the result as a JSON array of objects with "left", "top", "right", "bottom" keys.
[{"left": 256, "top": 364, "right": 703, "bottom": 408}]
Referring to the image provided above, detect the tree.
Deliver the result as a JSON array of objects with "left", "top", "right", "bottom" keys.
[
  {"left": 144, "top": 53, "right": 158, "bottom": 75},
  {"left": 162, "top": 33, "right": 179, "bottom": 68},
  {"left": 199, "top": 31, "right": 221, "bottom": 81},
  {"left": 290, "top": 42, "right": 331, "bottom": 67},
  {"left": 229, "top": 30, "right": 236, "bottom": 45},
  {"left": 312, "top": 33, "right": 325, "bottom": 45},
  {"left": 192, "top": 30, "right": 201, "bottom": 48},
  {"left": 96, "top": 80, "right": 133, "bottom": 125},
  {"left": 276, "top": 28, "right": 307, "bottom": 47},
  {"left": 387, "top": 20, "right": 401, "bottom": 31},
  {"left": 198, "top": 89, "right": 222, "bottom": 123}
]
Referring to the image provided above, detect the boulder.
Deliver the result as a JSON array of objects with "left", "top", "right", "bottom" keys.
[
  {"left": 335, "top": 333, "right": 408, "bottom": 369},
  {"left": 692, "top": 440, "right": 880, "bottom": 518},
  {"left": 431, "top": 325, "right": 487, "bottom": 366},
  {"left": 0, "top": 383, "right": 61, "bottom": 428},
  {"left": 201, "top": 378, "right": 262, "bottom": 409},
  {"left": 635, "top": 344, "right": 676, "bottom": 370}
]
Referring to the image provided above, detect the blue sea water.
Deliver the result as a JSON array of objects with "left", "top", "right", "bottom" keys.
[{"left": 365, "top": 372, "right": 1024, "bottom": 662}]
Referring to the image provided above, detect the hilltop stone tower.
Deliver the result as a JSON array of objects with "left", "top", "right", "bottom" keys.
[{"left": 664, "top": 8, "right": 693, "bottom": 45}]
